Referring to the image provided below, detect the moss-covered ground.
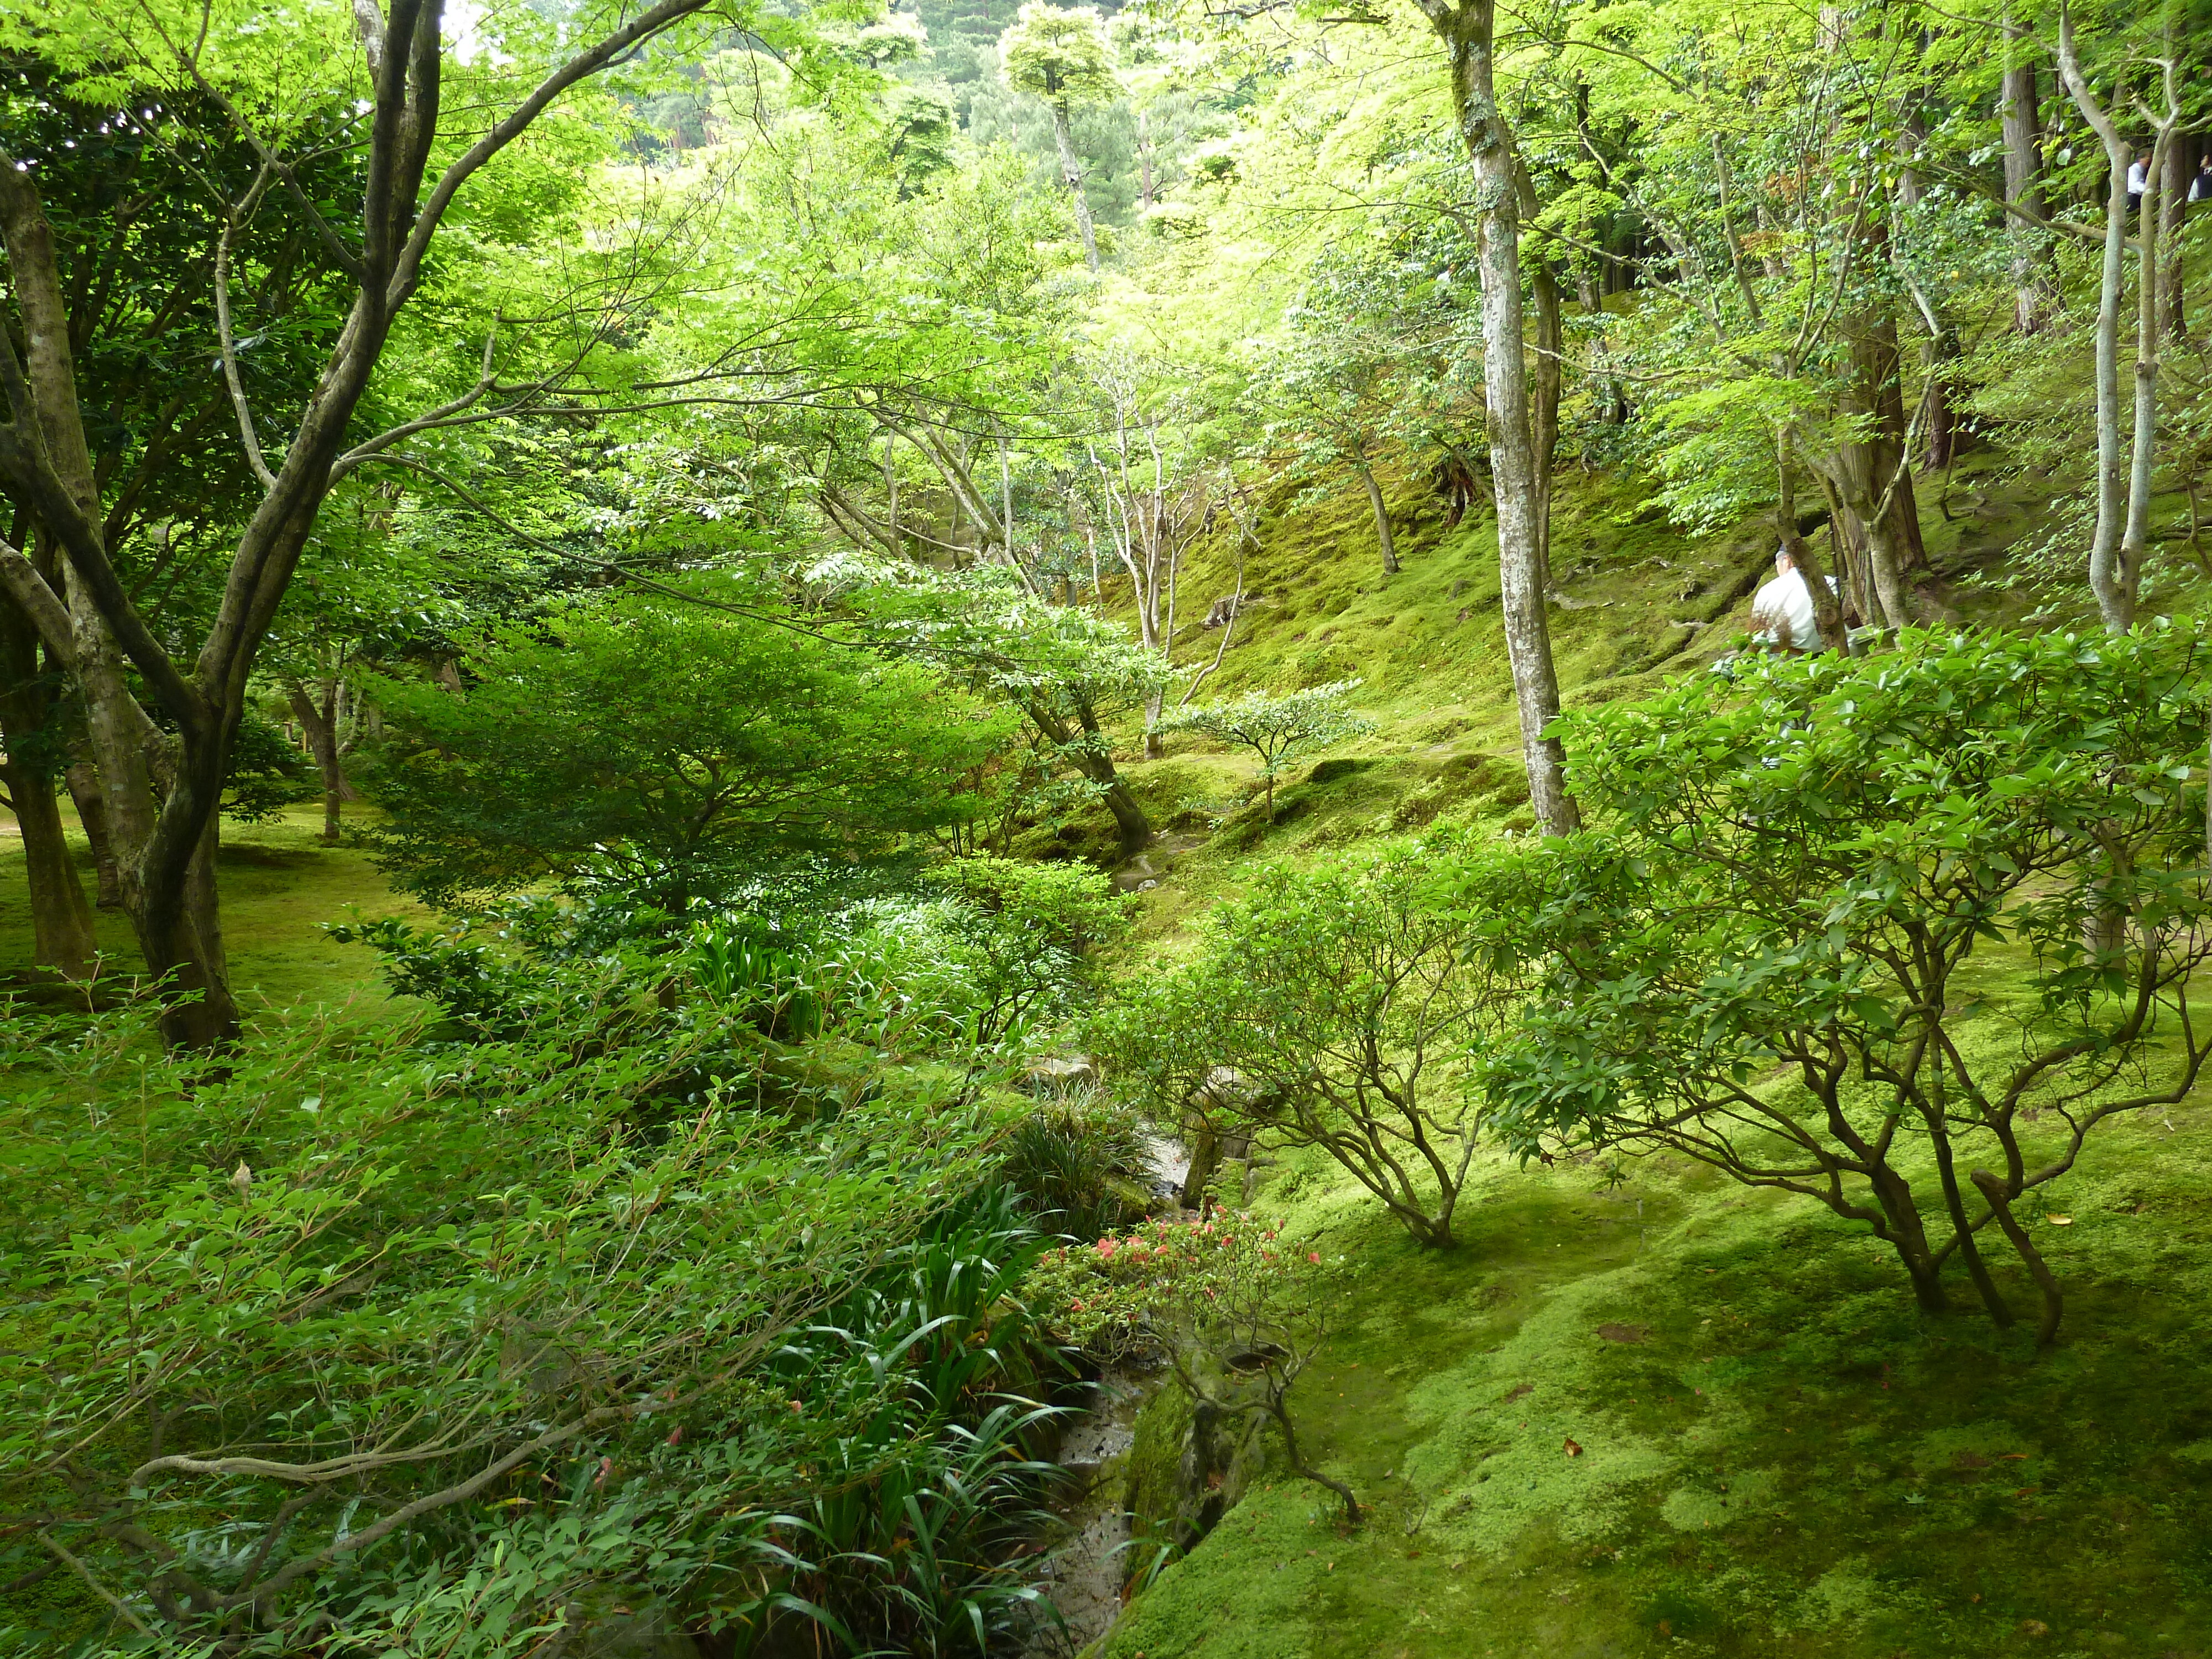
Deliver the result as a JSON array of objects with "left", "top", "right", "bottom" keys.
[
  {"left": 1085, "top": 453, "right": 2212, "bottom": 1656},
  {"left": 0, "top": 804, "right": 423, "bottom": 1014},
  {"left": 1102, "top": 1103, "right": 2212, "bottom": 1658}
]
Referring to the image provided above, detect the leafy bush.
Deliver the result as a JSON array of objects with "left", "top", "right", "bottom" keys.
[
  {"left": 0, "top": 986, "right": 1027, "bottom": 1655},
  {"left": 1089, "top": 834, "right": 1534, "bottom": 1248},
  {"left": 996, "top": 1092, "right": 1155, "bottom": 1241},
  {"left": 368, "top": 597, "right": 1011, "bottom": 907},
  {"left": 1487, "top": 627, "right": 2212, "bottom": 1342}
]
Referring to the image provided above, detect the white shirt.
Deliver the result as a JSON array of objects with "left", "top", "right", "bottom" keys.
[
  {"left": 1751, "top": 566, "right": 1822, "bottom": 652},
  {"left": 2128, "top": 161, "right": 2149, "bottom": 196}
]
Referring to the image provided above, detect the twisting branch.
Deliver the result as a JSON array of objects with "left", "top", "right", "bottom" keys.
[{"left": 215, "top": 163, "right": 280, "bottom": 491}]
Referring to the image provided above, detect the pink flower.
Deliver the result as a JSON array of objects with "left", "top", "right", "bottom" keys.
[
  {"left": 1307, "top": 1252, "right": 1321, "bottom": 1264},
  {"left": 1071, "top": 1298, "right": 1086, "bottom": 1311},
  {"left": 1095, "top": 1238, "right": 1120, "bottom": 1261}
]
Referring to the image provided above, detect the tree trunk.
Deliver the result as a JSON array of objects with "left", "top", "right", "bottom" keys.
[
  {"left": 1532, "top": 258, "right": 1564, "bottom": 592},
  {"left": 2058, "top": 22, "right": 2153, "bottom": 634},
  {"left": 0, "top": 595, "right": 95, "bottom": 975},
  {"left": 1031, "top": 698, "right": 1151, "bottom": 855},
  {"left": 65, "top": 576, "right": 240, "bottom": 1044},
  {"left": 1430, "top": 0, "right": 1579, "bottom": 834},
  {"left": 6, "top": 765, "right": 96, "bottom": 978},
  {"left": 2000, "top": 24, "right": 2053, "bottom": 334},
  {"left": 1052, "top": 101, "right": 1100, "bottom": 272},
  {"left": 285, "top": 677, "right": 356, "bottom": 844},
  {"left": 2162, "top": 135, "right": 2189, "bottom": 339},
  {"left": 1357, "top": 463, "right": 1399, "bottom": 576},
  {"left": 1973, "top": 1170, "right": 2063, "bottom": 1345},
  {"left": 65, "top": 755, "right": 119, "bottom": 908}
]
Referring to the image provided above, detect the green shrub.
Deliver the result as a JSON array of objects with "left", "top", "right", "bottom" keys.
[{"left": 1488, "top": 626, "right": 2212, "bottom": 1342}]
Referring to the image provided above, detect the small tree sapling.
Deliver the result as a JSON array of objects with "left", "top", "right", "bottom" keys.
[
  {"left": 1091, "top": 835, "right": 1534, "bottom": 1248},
  {"left": 1164, "top": 680, "right": 1371, "bottom": 822}
]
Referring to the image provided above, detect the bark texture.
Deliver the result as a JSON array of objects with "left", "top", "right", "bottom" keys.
[{"left": 1423, "top": 0, "right": 1578, "bottom": 834}]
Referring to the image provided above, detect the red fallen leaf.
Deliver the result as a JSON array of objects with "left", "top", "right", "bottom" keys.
[
  {"left": 1999, "top": 1453, "right": 2029, "bottom": 1461},
  {"left": 1564, "top": 1437, "right": 1584, "bottom": 1457},
  {"left": 2014, "top": 1486, "right": 2041, "bottom": 1498}
]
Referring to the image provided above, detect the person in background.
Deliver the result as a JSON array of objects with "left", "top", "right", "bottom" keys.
[
  {"left": 2193, "top": 153, "right": 2212, "bottom": 204},
  {"left": 1750, "top": 546, "right": 1824, "bottom": 654},
  {"left": 2128, "top": 152, "right": 2151, "bottom": 213}
]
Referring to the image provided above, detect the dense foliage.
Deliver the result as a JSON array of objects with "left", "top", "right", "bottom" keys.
[{"left": 7, "top": 0, "right": 2212, "bottom": 1648}]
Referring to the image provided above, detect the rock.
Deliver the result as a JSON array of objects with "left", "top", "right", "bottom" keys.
[{"left": 1201, "top": 591, "right": 1262, "bottom": 628}]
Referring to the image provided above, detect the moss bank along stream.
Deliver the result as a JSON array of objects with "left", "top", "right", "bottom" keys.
[{"left": 1095, "top": 1117, "right": 2212, "bottom": 1658}]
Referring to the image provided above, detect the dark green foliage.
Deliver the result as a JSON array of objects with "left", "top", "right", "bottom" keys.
[
  {"left": 998, "top": 1090, "right": 1155, "bottom": 1239},
  {"left": 1489, "top": 626, "right": 2212, "bottom": 1336},
  {"left": 368, "top": 598, "right": 1014, "bottom": 907},
  {"left": 220, "top": 711, "right": 319, "bottom": 823}
]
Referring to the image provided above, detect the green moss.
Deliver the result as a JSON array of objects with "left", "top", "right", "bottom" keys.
[
  {"left": 1126, "top": 1380, "right": 1196, "bottom": 1551},
  {"left": 1100, "top": 1085, "right": 2212, "bottom": 1657},
  {"left": 0, "top": 803, "right": 425, "bottom": 1018}
]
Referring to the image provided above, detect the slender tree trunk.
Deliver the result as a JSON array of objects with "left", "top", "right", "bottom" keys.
[
  {"left": 2000, "top": 22, "right": 2054, "bottom": 334},
  {"left": 1031, "top": 698, "right": 1151, "bottom": 854},
  {"left": 0, "top": 596, "right": 95, "bottom": 975},
  {"left": 1052, "top": 101, "right": 1100, "bottom": 272},
  {"left": 1532, "top": 258, "right": 1564, "bottom": 592},
  {"left": 2162, "top": 135, "right": 2189, "bottom": 339},
  {"left": 1356, "top": 462, "right": 1399, "bottom": 576},
  {"left": 6, "top": 765, "right": 96, "bottom": 978},
  {"left": 1264, "top": 1396, "right": 1361, "bottom": 1525},
  {"left": 2119, "top": 148, "right": 2167, "bottom": 620},
  {"left": 285, "top": 677, "right": 356, "bottom": 844},
  {"left": 1973, "top": 1170, "right": 2063, "bottom": 1345},
  {"left": 1428, "top": 0, "right": 1578, "bottom": 833},
  {"left": 1138, "top": 109, "right": 1155, "bottom": 212},
  {"left": 2058, "top": 20, "right": 2164, "bottom": 634}
]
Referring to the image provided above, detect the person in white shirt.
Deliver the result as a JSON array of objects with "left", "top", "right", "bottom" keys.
[
  {"left": 2128, "top": 154, "right": 2151, "bottom": 213},
  {"left": 2193, "top": 155, "right": 2212, "bottom": 205},
  {"left": 1750, "top": 547, "right": 1824, "bottom": 654}
]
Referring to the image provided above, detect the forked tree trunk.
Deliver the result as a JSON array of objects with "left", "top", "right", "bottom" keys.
[
  {"left": 2058, "top": 18, "right": 2177, "bottom": 634},
  {"left": 286, "top": 676, "right": 358, "bottom": 844}
]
